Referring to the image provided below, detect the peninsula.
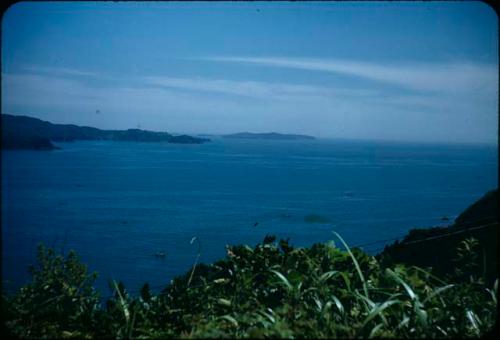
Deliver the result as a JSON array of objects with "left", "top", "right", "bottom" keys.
[{"left": 1, "top": 114, "right": 209, "bottom": 150}]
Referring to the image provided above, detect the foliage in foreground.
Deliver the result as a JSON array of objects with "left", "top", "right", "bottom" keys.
[{"left": 1, "top": 234, "right": 497, "bottom": 338}]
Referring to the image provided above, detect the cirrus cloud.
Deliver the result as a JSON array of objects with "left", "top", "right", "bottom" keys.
[{"left": 200, "top": 56, "right": 497, "bottom": 95}]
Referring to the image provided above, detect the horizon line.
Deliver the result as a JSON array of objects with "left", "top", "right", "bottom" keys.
[{"left": 2, "top": 112, "right": 498, "bottom": 148}]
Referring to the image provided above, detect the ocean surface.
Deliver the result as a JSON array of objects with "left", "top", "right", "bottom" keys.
[{"left": 1, "top": 138, "right": 498, "bottom": 297}]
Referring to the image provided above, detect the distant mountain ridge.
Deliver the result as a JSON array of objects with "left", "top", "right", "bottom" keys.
[
  {"left": 1, "top": 114, "right": 209, "bottom": 150},
  {"left": 223, "top": 132, "right": 315, "bottom": 140}
]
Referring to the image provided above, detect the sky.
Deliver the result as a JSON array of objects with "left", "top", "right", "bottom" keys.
[{"left": 1, "top": 1, "right": 498, "bottom": 144}]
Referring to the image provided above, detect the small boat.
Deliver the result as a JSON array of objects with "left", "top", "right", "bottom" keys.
[
  {"left": 155, "top": 251, "right": 166, "bottom": 258},
  {"left": 441, "top": 216, "right": 450, "bottom": 221}
]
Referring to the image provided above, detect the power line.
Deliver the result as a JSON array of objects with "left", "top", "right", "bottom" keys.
[
  {"left": 351, "top": 235, "right": 408, "bottom": 249},
  {"left": 349, "top": 218, "right": 498, "bottom": 250},
  {"left": 397, "top": 222, "right": 497, "bottom": 246},
  {"left": 358, "top": 222, "right": 498, "bottom": 254}
]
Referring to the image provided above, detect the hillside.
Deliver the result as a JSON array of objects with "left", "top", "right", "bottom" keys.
[
  {"left": 378, "top": 189, "right": 498, "bottom": 283},
  {"left": 1, "top": 114, "right": 209, "bottom": 149}
]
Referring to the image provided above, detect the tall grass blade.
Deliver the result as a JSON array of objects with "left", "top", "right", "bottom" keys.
[
  {"left": 362, "top": 299, "right": 401, "bottom": 328},
  {"left": 270, "top": 269, "right": 293, "bottom": 292},
  {"left": 411, "top": 266, "right": 448, "bottom": 285},
  {"left": 414, "top": 304, "right": 428, "bottom": 328},
  {"left": 386, "top": 269, "right": 416, "bottom": 300},
  {"left": 258, "top": 310, "right": 275, "bottom": 324},
  {"left": 356, "top": 291, "right": 376, "bottom": 310},
  {"left": 217, "top": 298, "right": 232, "bottom": 307},
  {"left": 466, "top": 310, "right": 481, "bottom": 336},
  {"left": 128, "top": 307, "right": 137, "bottom": 338},
  {"left": 331, "top": 295, "right": 344, "bottom": 315},
  {"left": 314, "top": 297, "right": 323, "bottom": 311},
  {"left": 219, "top": 315, "right": 239, "bottom": 327},
  {"left": 492, "top": 279, "right": 498, "bottom": 304},
  {"left": 396, "top": 315, "right": 410, "bottom": 330},
  {"left": 319, "top": 270, "right": 339, "bottom": 283},
  {"left": 112, "top": 280, "right": 130, "bottom": 324},
  {"left": 386, "top": 269, "right": 429, "bottom": 327},
  {"left": 422, "top": 284, "right": 454, "bottom": 304},
  {"left": 187, "top": 237, "right": 201, "bottom": 288},
  {"left": 369, "top": 322, "right": 385, "bottom": 338},
  {"left": 332, "top": 231, "right": 369, "bottom": 298}
]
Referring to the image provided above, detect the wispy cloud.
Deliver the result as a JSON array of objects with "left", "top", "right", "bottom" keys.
[
  {"left": 15, "top": 66, "right": 380, "bottom": 103},
  {"left": 143, "top": 76, "right": 379, "bottom": 100},
  {"left": 22, "top": 65, "right": 100, "bottom": 78},
  {"left": 201, "top": 56, "right": 497, "bottom": 94},
  {"left": 2, "top": 61, "right": 497, "bottom": 143}
]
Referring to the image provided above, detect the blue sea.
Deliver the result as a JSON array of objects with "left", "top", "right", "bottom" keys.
[{"left": 1, "top": 138, "right": 498, "bottom": 297}]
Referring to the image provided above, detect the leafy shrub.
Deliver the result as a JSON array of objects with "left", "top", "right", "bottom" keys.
[
  {"left": 2, "top": 244, "right": 101, "bottom": 338},
  {"left": 2, "top": 234, "right": 497, "bottom": 338}
]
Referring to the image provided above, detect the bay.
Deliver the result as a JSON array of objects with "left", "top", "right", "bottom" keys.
[{"left": 1, "top": 138, "right": 497, "bottom": 297}]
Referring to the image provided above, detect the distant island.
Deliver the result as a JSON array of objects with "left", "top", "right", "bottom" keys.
[
  {"left": 1, "top": 114, "right": 210, "bottom": 150},
  {"left": 223, "top": 132, "right": 315, "bottom": 140}
]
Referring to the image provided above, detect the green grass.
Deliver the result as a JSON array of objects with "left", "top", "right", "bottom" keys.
[{"left": 1, "top": 236, "right": 497, "bottom": 338}]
